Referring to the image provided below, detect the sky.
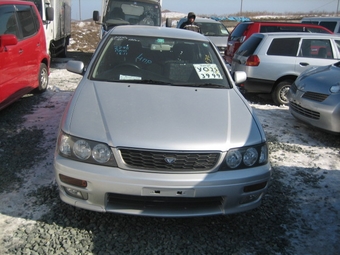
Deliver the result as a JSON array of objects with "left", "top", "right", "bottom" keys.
[{"left": 71, "top": 0, "right": 338, "bottom": 20}]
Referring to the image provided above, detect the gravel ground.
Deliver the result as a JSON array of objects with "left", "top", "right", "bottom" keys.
[{"left": 0, "top": 21, "right": 339, "bottom": 255}]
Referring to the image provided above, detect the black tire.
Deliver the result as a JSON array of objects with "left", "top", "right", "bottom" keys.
[
  {"left": 271, "top": 80, "right": 293, "bottom": 105},
  {"left": 36, "top": 63, "right": 48, "bottom": 93}
]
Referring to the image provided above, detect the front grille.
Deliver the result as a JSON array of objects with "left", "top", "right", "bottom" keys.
[
  {"left": 120, "top": 149, "right": 220, "bottom": 171},
  {"left": 302, "top": 91, "right": 328, "bottom": 102},
  {"left": 290, "top": 102, "right": 320, "bottom": 119},
  {"left": 107, "top": 193, "right": 223, "bottom": 211}
]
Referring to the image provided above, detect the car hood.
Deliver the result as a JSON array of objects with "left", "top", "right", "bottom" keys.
[
  {"left": 207, "top": 36, "right": 227, "bottom": 48},
  {"left": 297, "top": 63, "right": 340, "bottom": 92},
  {"left": 62, "top": 81, "right": 262, "bottom": 151}
]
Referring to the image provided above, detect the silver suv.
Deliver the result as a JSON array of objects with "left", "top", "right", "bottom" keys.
[{"left": 231, "top": 32, "right": 340, "bottom": 105}]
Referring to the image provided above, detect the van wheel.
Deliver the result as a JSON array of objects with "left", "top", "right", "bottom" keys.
[
  {"left": 36, "top": 63, "right": 48, "bottom": 93},
  {"left": 272, "top": 80, "right": 293, "bottom": 105}
]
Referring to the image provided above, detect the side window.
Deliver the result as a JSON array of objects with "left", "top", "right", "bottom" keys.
[
  {"left": 0, "top": 5, "right": 21, "bottom": 38},
  {"left": 16, "top": 5, "right": 37, "bottom": 38},
  {"left": 335, "top": 40, "right": 340, "bottom": 56},
  {"left": 299, "top": 39, "right": 333, "bottom": 59},
  {"left": 267, "top": 38, "right": 300, "bottom": 56}
]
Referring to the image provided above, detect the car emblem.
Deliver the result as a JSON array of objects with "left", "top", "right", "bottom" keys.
[{"left": 164, "top": 157, "right": 176, "bottom": 164}]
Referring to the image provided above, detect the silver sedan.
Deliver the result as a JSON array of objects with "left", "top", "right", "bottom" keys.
[
  {"left": 54, "top": 25, "right": 271, "bottom": 217},
  {"left": 288, "top": 62, "right": 340, "bottom": 134}
]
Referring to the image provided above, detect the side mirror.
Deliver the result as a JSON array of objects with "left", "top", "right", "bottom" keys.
[
  {"left": 46, "top": 7, "right": 54, "bottom": 21},
  {"left": 66, "top": 60, "right": 85, "bottom": 75},
  {"left": 93, "top": 11, "right": 100, "bottom": 22},
  {"left": 165, "top": 18, "right": 172, "bottom": 27},
  {"left": 0, "top": 34, "right": 18, "bottom": 52},
  {"left": 233, "top": 71, "right": 247, "bottom": 84}
]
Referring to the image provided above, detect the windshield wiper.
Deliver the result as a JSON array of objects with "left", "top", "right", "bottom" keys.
[
  {"left": 169, "top": 82, "right": 226, "bottom": 88},
  {"left": 129, "top": 79, "right": 172, "bottom": 85}
]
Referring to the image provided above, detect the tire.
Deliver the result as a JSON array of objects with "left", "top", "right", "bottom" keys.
[
  {"left": 36, "top": 63, "right": 48, "bottom": 93},
  {"left": 271, "top": 80, "right": 293, "bottom": 105}
]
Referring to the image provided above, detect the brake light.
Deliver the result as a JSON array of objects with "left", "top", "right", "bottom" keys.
[{"left": 246, "top": 55, "right": 260, "bottom": 66}]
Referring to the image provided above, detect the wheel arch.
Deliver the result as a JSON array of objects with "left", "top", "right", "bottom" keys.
[{"left": 273, "top": 75, "right": 298, "bottom": 93}]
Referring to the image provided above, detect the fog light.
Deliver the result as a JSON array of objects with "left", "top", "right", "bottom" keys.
[
  {"left": 64, "top": 186, "right": 88, "bottom": 200},
  {"left": 239, "top": 193, "right": 262, "bottom": 205},
  {"left": 59, "top": 174, "right": 87, "bottom": 187}
]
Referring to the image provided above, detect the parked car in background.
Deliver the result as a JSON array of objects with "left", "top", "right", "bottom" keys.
[
  {"left": 176, "top": 17, "right": 229, "bottom": 56},
  {"left": 54, "top": 25, "right": 271, "bottom": 217},
  {"left": 301, "top": 16, "right": 340, "bottom": 34},
  {"left": 231, "top": 32, "right": 340, "bottom": 105},
  {"left": 287, "top": 62, "right": 340, "bottom": 134},
  {"left": 224, "top": 21, "right": 333, "bottom": 64},
  {"left": 0, "top": 0, "right": 52, "bottom": 110}
]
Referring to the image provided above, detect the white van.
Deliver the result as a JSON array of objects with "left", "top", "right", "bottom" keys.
[{"left": 301, "top": 17, "right": 340, "bottom": 34}]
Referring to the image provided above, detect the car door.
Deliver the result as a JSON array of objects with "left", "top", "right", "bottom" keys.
[
  {"left": 0, "top": 4, "right": 24, "bottom": 104},
  {"left": 295, "top": 38, "right": 339, "bottom": 74},
  {"left": 15, "top": 4, "right": 41, "bottom": 87}
]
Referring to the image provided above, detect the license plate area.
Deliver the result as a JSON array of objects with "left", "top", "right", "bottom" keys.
[{"left": 142, "top": 187, "right": 195, "bottom": 197}]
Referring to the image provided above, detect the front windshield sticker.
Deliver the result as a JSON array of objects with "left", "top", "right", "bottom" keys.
[
  {"left": 119, "top": 75, "right": 142, "bottom": 80},
  {"left": 114, "top": 45, "right": 129, "bottom": 55},
  {"left": 193, "top": 64, "right": 223, "bottom": 80}
]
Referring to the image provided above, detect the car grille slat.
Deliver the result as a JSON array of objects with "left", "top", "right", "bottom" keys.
[
  {"left": 120, "top": 149, "right": 220, "bottom": 171},
  {"left": 290, "top": 102, "right": 320, "bottom": 119},
  {"left": 302, "top": 92, "right": 328, "bottom": 102}
]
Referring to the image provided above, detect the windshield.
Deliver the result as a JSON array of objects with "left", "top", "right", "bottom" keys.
[
  {"left": 103, "top": 0, "right": 161, "bottom": 27},
  {"left": 198, "top": 22, "right": 229, "bottom": 37},
  {"left": 90, "top": 35, "right": 230, "bottom": 88}
]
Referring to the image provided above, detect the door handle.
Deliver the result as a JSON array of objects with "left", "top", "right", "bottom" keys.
[
  {"left": 19, "top": 49, "right": 23, "bottom": 54},
  {"left": 299, "top": 62, "right": 309, "bottom": 66}
]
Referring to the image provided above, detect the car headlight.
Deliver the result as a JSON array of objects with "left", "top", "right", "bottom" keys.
[
  {"left": 330, "top": 84, "right": 340, "bottom": 93},
  {"left": 57, "top": 131, "right": 117, "bottom": 166},
  {"left": 223, "top": 143, "right": 268, "bottom": 170}
]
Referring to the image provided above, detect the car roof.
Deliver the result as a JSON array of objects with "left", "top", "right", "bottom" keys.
[
  {"left": 301, "top": 16, "right": 340, "bottom": 21},
  {"left": 239, "top": 21, "right": 330, "bottom": 25},
  {"left": 254, "top": 32, "right": 340, "bottom": 38},
  {"left": 108, "top": 25, "right": 209, "bottom": 41}
]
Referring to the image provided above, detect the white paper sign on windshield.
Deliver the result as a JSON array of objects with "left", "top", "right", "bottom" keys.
[{"left": 194, "top": 64, "right": 223, "bottom": 80}]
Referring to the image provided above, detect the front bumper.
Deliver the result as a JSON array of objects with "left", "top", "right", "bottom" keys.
[
  {"left": 54, "top": 155, "right": 272, "bottom": 217},
  {"left": 288, "top": 90, "right": 340, "bottom": 133}
]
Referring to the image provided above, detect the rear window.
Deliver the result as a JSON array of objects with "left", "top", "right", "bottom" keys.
[
  {"left": 260, "top": 26, "right": 307, "bottom": 33},
  {"left": 235, "top": 35, "right": 262, "bottom": 57},
  {"left": 319, "top": 21, "right": 337, "bottom": 33},
  {"left": 230, "top": 23, "right": 251, "bottom": 40},
  {"left": 260, "top": 25, "right": 329, "bottom": 33},
  {"left": 267, "top": 38, "right": 300, "bottom": 56}
]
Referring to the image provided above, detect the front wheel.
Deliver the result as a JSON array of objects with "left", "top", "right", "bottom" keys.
[
  {"left": 272, "top": 80, "right": 293, "bottom": 105},
  {"left": 36, "top": 63, "right": 48, "bottom": 93}
]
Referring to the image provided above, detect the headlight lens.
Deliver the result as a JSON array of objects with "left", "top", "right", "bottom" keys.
[
  {"left": 58, "top": 132, "right": 117, "bottom": 166},
  {"left": 224, "top": 143, "right": 268, "bottom": 170},
  {"left": 92, "top": 144, "right": 112, "bottom": 163},
  {"left": 243, "top": 147, "right": 258, "bottom": 166},
  {"left": 226, "top": 150, "right": 242, "bottom": 168},
  {"left": 73, "top": 140, "right": 91, "bottom": 160},
  {"left": 330, "top": 84, "right": 340, "bottom": 93}
]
